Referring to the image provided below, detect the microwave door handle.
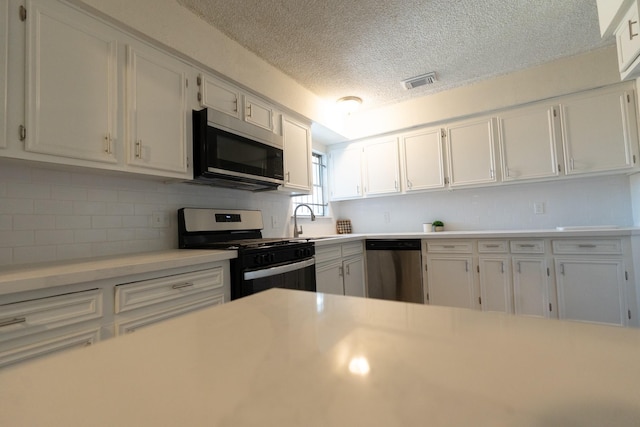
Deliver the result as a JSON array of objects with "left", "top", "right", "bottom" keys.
[{"left": 243, "top": 258, "right": 315, "bottom": 281}]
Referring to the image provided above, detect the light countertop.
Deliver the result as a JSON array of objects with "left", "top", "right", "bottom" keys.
[
  {"left": 1, "top": 288, "right": 639, "bottom": 426},
  {"left": 0, "top": 249, "right": 236, "bottom": 296}
]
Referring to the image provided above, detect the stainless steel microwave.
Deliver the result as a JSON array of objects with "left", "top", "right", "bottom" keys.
[{"left": 192, "top": 108, "right": 284, "bottom": 191}]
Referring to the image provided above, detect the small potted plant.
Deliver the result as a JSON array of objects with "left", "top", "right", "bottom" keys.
[{"left": 432, "top": 220, "right": 444, "bottom": 232}]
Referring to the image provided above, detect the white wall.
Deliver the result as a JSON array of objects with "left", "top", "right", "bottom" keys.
[
  {"left": 0, "top": 161, "right": 302, "bottom": 267},
  {"left": 332, "top": 175, "right": 634, "bottom": 233}
]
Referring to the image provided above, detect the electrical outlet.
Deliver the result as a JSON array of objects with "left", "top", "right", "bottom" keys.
[
  {"left": 152, "top": 211, "right": 169, "bottom": 228},
  {"left": 271, "top": 215, "right": 279, "bottom": 229},
  {"left": 384, "top": 212, "right": 391, "bottom": 223},
  {"left": 533, "top": 202, "right": 545, "bottom": 215}
]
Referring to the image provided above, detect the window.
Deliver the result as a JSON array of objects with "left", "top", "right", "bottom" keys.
[{"left": 292, "top": 152, "right": 327, "bottom": 216}]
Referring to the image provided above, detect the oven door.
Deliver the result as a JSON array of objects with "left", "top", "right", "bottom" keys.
[{"left": 235, "top": 258, "right": 316, "bottom": 299}]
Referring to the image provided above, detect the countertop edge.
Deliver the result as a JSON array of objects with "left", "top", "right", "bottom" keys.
[{"left": 0, "top": 250, "right": 236, "bottom": 296}]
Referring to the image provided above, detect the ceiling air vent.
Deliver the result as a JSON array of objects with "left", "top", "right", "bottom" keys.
[{"left": 401, "top": 72, "right": 437, "bottom": 90}]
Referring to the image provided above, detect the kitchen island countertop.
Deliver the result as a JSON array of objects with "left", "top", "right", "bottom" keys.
[{"left": 1, "top": 288, "right": 639, "bottom": 426}]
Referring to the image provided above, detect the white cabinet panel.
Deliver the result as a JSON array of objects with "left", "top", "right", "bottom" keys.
[
  {"left": 25, "top": 0, "right": 118, "bottom": 163},
  {"left": 447, "top": 117, "right": 497, "bottom": 187},
  {"left": 316, "top": 260, "right": 345, "bottom": 295},
  {"left": 401, "top": 127, "right": 445, "bottom": 191},
  {"left": 426, "top": 255, "right": 475, "bottom": 309},
  {"left": 497, "top": 103, "right": 560, "bottom": 181},
  {"left": 343, "top": 256, "right": 365, "bottom": 297},
  {"left": 126, "top": 44, "right": 188, "bottom": 175},
  {"left": 243, "top": 95, "right": 274, "bottom": 132},
  {"left": 198, "top": 73, "right": 240, "bottom": 119},
  {"left": 329, "top": 146, "right": 362, "bottom": 200},
  {"left": 560, "top": 87, "right": 638, "bottom": 175},
  {"left": 555, "top": 259, "right": 627, "bottom": 326},
  {"left": 363, "top": 136, "right": 400, "bottom": 196},
  {"left": 512, "top": 257, "right": 551, "bottom": 318},
  {"left": 479, "top": 257, "right": 512, "bottom": 313},
  {"left": 282, "top": 116, "right": 312, "bottom": 192}
]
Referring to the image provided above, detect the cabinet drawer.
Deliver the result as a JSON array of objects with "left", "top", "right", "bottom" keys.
[
  {"left": 426, "top": 241, "right": 473, "bottom": 253},
  {"left": 0, "top": 327, "right": 100, "bottom": 369},
  {"left": 552, "top": 239, "right": 623, "bottom": 255},
  {"left": 115, "top": 267, "right": 224, "bottom": 314},
  {"left": 115, "top": 294, "right": 224, "bottom": 336},
  {"left": 478, "top": 240, "right": 508, "bottom": 253},
  {"left": 315, "top": 245, "right": 343, "bottom": 263},
  {"left": 510, "top": 240, "right": 545, "bottom": 254},
  {"left": 342, "top": 241, "right": 363, "bottom": 257},
  {"left": 0, "top": 289, "right": 103, "bottom": 342}
]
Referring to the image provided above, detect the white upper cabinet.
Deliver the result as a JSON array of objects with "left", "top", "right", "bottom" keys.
[
  {"left": 597, "top": 0, "right": 632, "bottom": 36},
  {"left": 282, "top": 115, "right": 312, "bottom": 192},
  {"left": 400, "top": 127, "right": 445, "bottom": 191},
  {"left": 25, "top": 0, "right": 118, "bottom": 164},
  {"left": 243, "top": 94, "right": 275, "bottom": 132},
  {"left": 125, "top": 43, "right": 189, "bottom": 176},
  {"left": 197, "top": 73, "right": 240, "bottom": 119},
  {"left": 446, "top": 117, "right": 497, "bottom": 187},
  {"left": 560, "top": 86, "right": 638, "bottom": 175},
  {"left": 616, "top": 1, "right": 640, "bottom": 73},
  {"left": 497, "top": 103, "right": 561, "bottom": 182},
  {"left": 0, "top": 0, "right": 7, "bottom": 149},
  {"left": 329, "top": 145, "right": 363, "bottom": 200},
  {"left": 363, "top": 136, "right": 400, "bottom": 196}
]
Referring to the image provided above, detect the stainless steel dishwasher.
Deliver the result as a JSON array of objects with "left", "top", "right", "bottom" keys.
[{"left": 365, "top": 239, "right": 424, "bottom": 303}]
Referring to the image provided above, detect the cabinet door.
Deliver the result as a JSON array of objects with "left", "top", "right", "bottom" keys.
[
  {"left": 401, "top": 127, "right": 445, "bottom": 191},
  {"left": 478, "top": 257, "right": 512, "bottom": 313},
  {"left": 329, "top": 146, "right": 362, "bottom": 200},
  {"left": 363, "top": 137, "right": 400, "bottom": 195},
  {"left": 25, "top": 0, "right": 118, "bottom": 163},
  {"left": 555, "top": 259, "right": 627, "bottom": 326},
  {"left": 126, "top": 44, "right": 188, "bottom": 175},
  {"left": 0, "top": 0, "right": 7, "bottom": 149},
  {"left": 426, "top": 256, "right": 475, "bottom": 309},
  {"left": 282, "top": 116, "right": 312, "bottom": 192},
  {"left": 343, "top": 256, "right": 365, "bottom": 297},
  {"left": 560, "top": 87, "right": 638, "bottom": 175},
  {"left": 198, "top": 73, "right": 240, "bottom": 119},
  {"left": 243, "top": 94, "right": 274, "bottom": 132},
  {"left": 616, "top": 2, "right": 640, "bottom": 72},
  {"left": 497, "top": 104, "right": 560, "bottom": 181},
  {"left": 512, "top": 257, "right": 551, "bottom": 318},
  {"left": 447, "top": 117, "right": 497, "bottom": 187},
  {"left": 316, "top": 260, "right": 344, "bottom": 295}
]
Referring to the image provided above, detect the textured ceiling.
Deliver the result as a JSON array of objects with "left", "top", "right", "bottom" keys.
[{"left": 177, "top": 0, "right": 613, "bottom": 110}]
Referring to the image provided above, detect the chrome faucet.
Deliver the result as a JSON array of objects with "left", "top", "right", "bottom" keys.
[{"left": 293, "top": 204, "right": 316, "bottom": 238}]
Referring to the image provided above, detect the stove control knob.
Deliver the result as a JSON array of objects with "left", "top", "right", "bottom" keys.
[
  {"left": 269, "top": 253, "right": 276, "bottom": 263},
  {"left": 305, "top": 248, "right": 313, "bottom": 257},
  {"left": 254, "top": 255, "right": 264, "bottom": 265}
]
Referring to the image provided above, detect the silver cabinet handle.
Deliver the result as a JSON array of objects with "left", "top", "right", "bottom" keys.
[
  {"left": 518, "top": 244, "right": 535, "bottom": 248},
  {"left": 338, "top": 266, "right": 344, "bottom": 277},
  {"left": 104, "top": 133, "right": 113, "bottom": 154},
  {"left": 578, "top": 244, "right": 597, "bottom": 248},
  {"left": 135, "top": 140, "right": 143, "bottom": 159},
  {"left": 233, "top": 98, "right": 238, "bottom": 112},
  {"left": 465, "top": 261, "right": 469, "bottom": 272},
  {"left": 560, "top": 263, "right": 565, "bottom": 275},
  {"left": 443, "top": 245, "right": 456, "bottom": 249},
  {"left": 501, "top": 262, "right": 505, "bottom": 274},
  {"left": 246, "top": 104, "right": 252, "bottom": 117},
  {"left": 630, "top": 19, "right": 638, "bottom": 40},
  {"left": 172, "top": 282, "right": 194, "bottom": 289},
  {"left": 0, "top": 317, "right": 27, "bottom": 328},
  {"left": 286, "top": 172, "right": 291, "bottom": 183},
  {"left": 407, "top": 179, "right": 412, "bottom": 189},
  {"left": 484, "top": 244, "right": 500, "bottom": 248}
]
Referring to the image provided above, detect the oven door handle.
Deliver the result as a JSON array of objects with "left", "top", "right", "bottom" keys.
[{"left": 243, "top": 258, "right": 315, "bottom": 281}]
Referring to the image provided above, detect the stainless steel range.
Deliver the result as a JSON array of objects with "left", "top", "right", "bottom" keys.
[{"left": 178, "top": 208, "right": 316, "bottom": 300}]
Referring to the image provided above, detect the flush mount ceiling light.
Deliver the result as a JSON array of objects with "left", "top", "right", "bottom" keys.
[{"left": 337, "top": 96, "right": 363, "bottom": 114}]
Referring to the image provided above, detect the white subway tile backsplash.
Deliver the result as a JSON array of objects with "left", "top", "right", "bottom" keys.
[
  {"left": 107, "top": 228, "right": 136, "bottom": 241},
  {"left": 13, "top": 245, "right": 57, "bottom": 264},
  {"left": 34, "top": 199, "right": 72, "bottom": 215},
  {"left": 56, "top": 243, "right": 93, "bottom": 261},
  {"left": 55, "top": 215, "right": 91, "bottom": 230},
  {"left": 31, "top": 168, "right": 72, "bottom": 186},
  {"left": 7, "top": 182, "right": 51, "bottom": 199},
  {"left": 106, "top": 203, "right": 135, "bottom": 216},
  {"left": 51, "top": 185, "right": 88, "bottom": 201},
  {"left": 91, "top": 215, "right": 122, "bottom": 229},
  {"left": 0, "top": 230, "right": 34, "bottom": 247},
  {"left": 73, "top": 201, "right": 107, "bottom": 215},
  {"left": 0, "top": 215, "right": 12, "bottom": 230},
  {"left": 0, "top": 248, "right": 12, "bottom": 266},
  {"left": 35, "top": 230, "right": 74, "bottom": 245},
  {"left": 122, "top": 215, "right": 151, "bottom": 228},
  {"left": 0, "top": 198, "right": 34, "bottom": 214},
  {"left": 74, "top": 229, "right": 107, "bottom": 243},
  {"left": 13, "top": 215, "right": 56, "bottom": 230},
  {"left": 88, "top": 188, "right": 118, "bottom": 202}
]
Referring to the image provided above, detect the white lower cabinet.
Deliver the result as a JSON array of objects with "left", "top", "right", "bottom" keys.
[
  {"left": 424, "top": 241, "right": 476, "bottom": 309},
  {"left": 552, "top": 238, "right": 630, "bottom": 326},
  {"left": 512, "top": 257, "right": 553, "bottom": 318},
  {"left": 114, "top": 265, "right": 227, "bottom": 335},
  {"left": 315, "top": 242, "right": 365, "bottom": 297},
  {"left": 478, "top": 256, "right": 512, "bottom": 313},
  {"left": 0, "top": 288, "right": 104, "bottom": 368}
]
